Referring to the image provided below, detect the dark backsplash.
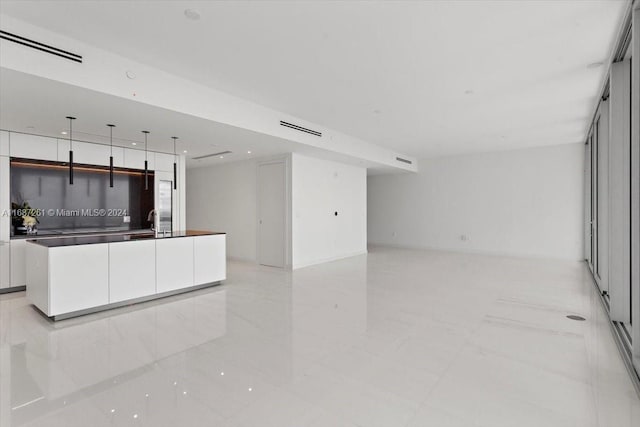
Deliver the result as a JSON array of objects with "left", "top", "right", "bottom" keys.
[{"left": 10, "top": 159, "right": 155, "bottom": 232}]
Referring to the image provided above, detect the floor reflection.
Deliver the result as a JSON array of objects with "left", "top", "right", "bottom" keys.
[{"left": 1, "top": 248, "right": 639, "bottom": 427}]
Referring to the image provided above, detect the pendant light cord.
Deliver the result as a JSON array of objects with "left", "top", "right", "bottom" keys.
[
  {"left": 108, "top": 125, "right": 114, "bottom": 155},
  {"left": 68, "top": 117, "right": 73, "bottom": 149},
  {"left": 172, "top": 136, "right": 178, "bottom": 191},
  {"left": 142, "top": 131, "right": 150, "bottom": 191},
  {"left": 65, "top": 116, "right": 76, "bottom": 185}
]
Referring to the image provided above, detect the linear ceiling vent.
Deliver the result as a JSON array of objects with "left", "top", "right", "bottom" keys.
[
  {"left": 396, "top": 157, "right": 412, "bottom": 165},
  {"left": 0, "top": 30, "right": 82, "bottom": 63},
  {"left": 192, "top": 150, "right": 232, "bottom": 160},
  {"left": 280, "top": 121, "right": 322, "bottom": 137}
]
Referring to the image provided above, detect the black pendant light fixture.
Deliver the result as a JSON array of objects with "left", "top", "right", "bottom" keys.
[
  {"left": 66, "top": 116, "right": 76, "bottom": 184},
  {"left": 142, "top": 130, "right": 150, "bottom": 190},
  {"left": 107, "top": 124, "right": 115, "bottom": 188},
  {"left": 172, "top": 136, "right": 178, "bottom": 190}
]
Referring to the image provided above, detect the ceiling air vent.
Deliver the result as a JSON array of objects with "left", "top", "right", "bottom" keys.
[
  {"left": 0, "top": 30, "right": 82, "bottom": 63},
  {"left": 396, "top": 157, "right": 412, "bottom": 165},
  {"left": 280, "top": 121, "right": 322, "bottom": 137},
  {"left": 192, "top": 150, "right": 232, "bottom": 160}
]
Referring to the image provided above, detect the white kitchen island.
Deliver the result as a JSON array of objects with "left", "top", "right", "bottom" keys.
[{"left": 26, "top": 230, "right": 226, "bottom": 320}]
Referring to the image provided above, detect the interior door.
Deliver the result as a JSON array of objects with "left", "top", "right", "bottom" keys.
[{"left": 257, "top": 161, "right": 286, "bottom": 268}]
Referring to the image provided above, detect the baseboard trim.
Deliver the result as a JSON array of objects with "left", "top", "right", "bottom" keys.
[
  {"left": 0, "top": 285, "right": 26, "bottom": 294},
  {"left": 292, "top": 250, "right": 368, "bottom": 270},
  {"left": 41, "top": 281, "right": 223, "bottom": 321},
  {"left": 367, "top": 243, "right": 582, "bottom": 262}
]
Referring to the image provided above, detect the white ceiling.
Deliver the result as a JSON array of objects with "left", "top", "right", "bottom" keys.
[
  {"left": 0, "top": 68, "right": 384, "bottom": 171},
  {"left": 0, "top": 0, "right": 629, "bottom": 158}
]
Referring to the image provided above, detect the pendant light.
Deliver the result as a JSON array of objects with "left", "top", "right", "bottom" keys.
[
  {"left": 107, "top": 124, "right": 115, "bottom": 188},
  {"left": 142, "top": 130, "right": 150, "bottom": 190},
  {"left": 66, "top": 116, "right": 76, "bottom": 184},
  {"left": 172, "top": 136, "right": 178, "bottom": 190}
]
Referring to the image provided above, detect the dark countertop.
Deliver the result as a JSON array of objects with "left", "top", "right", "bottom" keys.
[
  {"left": 26, "top": 230, "right": 225, "bottom": 248},
  {"left": 11, "top": 228, "right": 152, "bottom": 240}
]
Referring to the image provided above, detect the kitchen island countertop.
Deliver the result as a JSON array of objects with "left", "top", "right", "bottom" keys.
[{"left": 27, "top": 230, "right": 225, "bottom": 247}]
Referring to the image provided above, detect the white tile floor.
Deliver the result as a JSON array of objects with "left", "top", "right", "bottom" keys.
[{"left": 1, "top": 246, "right": 639, "bottom": 427}]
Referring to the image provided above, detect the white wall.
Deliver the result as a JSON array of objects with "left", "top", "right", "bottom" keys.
[
  {"left": 186, "top": 159, "right": 257, "bottom": 261},
  {"left": 187, "top": 153, "right": 368, "bottom": 268},
  {"left": 292, "top": 153, "right": 367, "bottom": 269},
  {"left": 368, "top": 143, "right": 584, "bottom": 260}
]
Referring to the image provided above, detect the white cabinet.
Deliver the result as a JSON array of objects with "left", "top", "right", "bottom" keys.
[
  {"left": 109, "top": 240, "right": 156, "bottom": 303},
  {"left": 156, "top": 237, "right": 194, "bottom": 293},
  {"left": 10, "top": 239, "right": 26, "bottom": 287},
  {"left": 0, "top": 153, "right": 9, "bottom": 289},
  {"left": 48, "top": 244, "right": 109, "bottom": 316},
  {"left": 194, "top": 234, "right": 226, "bottom": 285},
  {"left": 10, "top": 133, "right": 58, "bottom": 161},
  {"left": 26, "top": 242, "right": 48, "bottom": 311},
  {"left": 57, "top": 139, "right": 124, "bottom": 167},
  {"left": 0, "top": 157, "right": 9, "bottom": 242},
  {"left": 111, "top": 146, "right": 125, "bottom": 167},
  {"left": 0, "top": 130, "right": 8, "bottom": 156},
  {"left": 25, "top": 234, "right": 225, "bottom": 318},
  {"left": 0, "top": 241, "right": 9, "bottom": 289},
  {"left": 154, "top": 152, "right": 175, "bottom": 172},
  {"left": 123, "top": 148, "right": 154, "bottom": 170}
]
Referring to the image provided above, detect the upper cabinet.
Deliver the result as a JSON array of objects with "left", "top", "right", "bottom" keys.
[
  {"left": 0, "top": 131, "right": 8, "bottom": 156},
  {"left": 154, "top": 152, "right": 175, "bottom": 172},
  {"left": 57, "top": 139, "right": 124, "bottom": 167},
  {"left": 0, "top": 157, "right": 9, "bottom": 242},
  {"left": 3, "top": 131, "right": 167, "bottom": 170},
  {"left": 10, "top": 133, "right": 58, "bottom": 161},
  {"left": 123, "top": 148, "right": 154, "bottom": 170}
]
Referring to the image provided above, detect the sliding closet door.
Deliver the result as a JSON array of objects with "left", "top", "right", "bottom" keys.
[
  {"left": 590, "top": 128, "right": 599, "bottom": 277},
  {"left": 585, "top": 140, "right": 592, "bottom": 264},
  {"left": 597, "top": 101, "right": 610, "bottom": 295},
  {"left": 631, "top": 3, "right": 640, "bottom": 372},
  {"left": 609, "top": 59, "right": 631, "bottom": 324}
]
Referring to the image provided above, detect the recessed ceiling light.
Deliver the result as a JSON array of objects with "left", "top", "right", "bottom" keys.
[
  {"left": 132, "top": 142, "right": 137, "bottom": 146},
  {"left": 61, "top": 131, "right": 67, "bottom": 135},
  {"left": 183, "top": 150, "right": 188, "bottom": 153},
  {"left": 219, "top": 156, "right": 224, "bottom": 159},
  {"left": 125, "top": 70, "right": 136, "bottom": 79},
  {"left": 184, "top": 9, "right": 201, "bottom": 20},
  {"left": 587, "top": 61, "right": 604, "bottom": 69},
  {"left": 247, "top": 150, "right": 252, "bottom": 154}
]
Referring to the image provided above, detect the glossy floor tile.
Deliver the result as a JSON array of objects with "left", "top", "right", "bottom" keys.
[{"left": 1, "top": 247, "right": 639, "bottom": 426}]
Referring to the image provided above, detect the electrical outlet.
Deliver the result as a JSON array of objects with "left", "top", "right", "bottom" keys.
[{"left": 123, "top": 216, "right": 131, "bottom": 223}]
